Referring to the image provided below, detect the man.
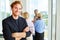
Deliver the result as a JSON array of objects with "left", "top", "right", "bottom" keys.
[
  {"left": 32, "top": 9, "right": 38, "bottom": 40},
  {"left": 2, "top": 1, "right": 31, "bottom": 40},
  {"left": 34, "top": 9, "right": 38, "bottom": 16},
  {"left": 32, "top": 9, "right": 38, "bottom": 23},
  {"left": 34, "top": 9, "right": 39, "bottom": 22}
]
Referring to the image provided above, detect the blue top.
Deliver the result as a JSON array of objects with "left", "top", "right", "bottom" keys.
[{"left": 34, "top": 19, "right": 45, "bottom": 33}]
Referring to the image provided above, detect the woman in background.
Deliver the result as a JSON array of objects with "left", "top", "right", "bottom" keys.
[
  {"left": 34, "top": 13, "right": 45, "bottom": 40},
  {"left": 23, "top": 12, "right": 35, "bottom": 40}
]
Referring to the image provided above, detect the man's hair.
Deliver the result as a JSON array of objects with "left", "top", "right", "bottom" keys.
[
  {"left": 10, "top": 1, "right": 23, "bottom": 8},
  {"left": 34, "top": 9, "right": 38, "bottom": 12}
]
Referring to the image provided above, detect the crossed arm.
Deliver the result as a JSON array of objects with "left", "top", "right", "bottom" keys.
[
  {"left": 12, "top": 27, "right": 29, "bottom": 40},
  {"left": 2, "top": 20, "right": 30, "bottom": 40}
]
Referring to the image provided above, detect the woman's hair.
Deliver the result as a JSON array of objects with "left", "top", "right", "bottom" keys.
[
  {"left": 10, "top": 1, "right": 23, "bottom": 8},
  {"left": 36, "top": 13, "right": 42, "bottom": 20},
  {"left": 23, "top": 12, "right": 29, "bottom": 19}
]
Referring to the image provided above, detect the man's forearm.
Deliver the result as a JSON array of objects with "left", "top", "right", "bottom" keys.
[
  {"left": 12, "top": 27, "right": 29, "bottom": 39},
  {"left": 23, "top": 27, "right": 29, "bottom": 32},
  {"left": 12, "top": 32, "right": 26, "bottom": 38}
]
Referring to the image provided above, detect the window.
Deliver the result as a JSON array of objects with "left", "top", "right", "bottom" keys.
[
  {"left": 26, "top": 0, "right": 48, "bottom": 40},
  {"left": 0, "top": 0, "right": 11, "bottom": 34}
]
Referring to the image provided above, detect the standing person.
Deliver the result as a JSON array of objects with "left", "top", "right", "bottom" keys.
[
  {"left": 23, "top": 12, "right": 35, "bottom": 40},
  {"left": 34, "top": 13, "right": 45, "bottom": 40},
  {"left": 32, "top": 9, "right": 38, "bottom": 23},
  {"left": 32, "top": 9, "right": 38, "bottom": 40},
  {"left": 2, "top": 1, "right": 31, "bottom": 40}
]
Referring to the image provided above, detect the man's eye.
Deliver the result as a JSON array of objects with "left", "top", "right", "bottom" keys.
[
  {"left": 19, "top": 8, "right": 22, "bottom": 10},
  {"left": 15, "top": 7, "right": 17, "bottom": 9}
]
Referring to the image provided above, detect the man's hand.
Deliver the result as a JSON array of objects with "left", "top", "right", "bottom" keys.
[
  {"left": 15, "top": 38, "right": 21, "bottom": 40},
  {"left": 12, "top": 32, "right": 21, "bottom": 38},
  {"left": 21, "top": 32, "right": 26, "bottom": 38},
  {"left": 12, "top": 32, "right": 22, "bottom": 40},
  {"left": 12, "top": 32, "right": 26, "bottom": 40},
  {"left": 12, "top": 27, "right": 29, "bottom": 40},
  {"left": 23, "top": 27, "right": 29, "bottom": 32}
]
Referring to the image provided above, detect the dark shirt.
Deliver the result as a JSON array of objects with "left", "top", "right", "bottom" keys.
[
  {"left": 13, "top": 18, "right": 19, "bottom": 27},
  {"left": 2, "top": 16, "right": 31, "bottom": 40}
]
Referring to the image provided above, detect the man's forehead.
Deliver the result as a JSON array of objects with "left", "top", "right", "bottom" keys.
[
  {"left": 14, "top": 4, "right": 21, "bottom": 6},
  {"left": 13, "top": 4, "right": 22, "bottom": 8}
]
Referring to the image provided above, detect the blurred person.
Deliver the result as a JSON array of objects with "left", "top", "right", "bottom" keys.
[
  {"left": 23, "top": 12, "right": 35, "bottom": 40},
  {"left": 32, "top": 9, "right": 38, "bottom": 40},
  {"left": 32, "top": 9, "right": 38, "bottom": 23},
  {"left": 2, "top": 1, "right": 31, "bottom": 40},
  {"left": 34, "top": 13, "right": 45, "bottom": 40}
]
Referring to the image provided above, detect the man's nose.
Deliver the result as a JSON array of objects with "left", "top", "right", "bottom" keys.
[{"left": 16, "top": 9, "right": 19, "bottom": 12}]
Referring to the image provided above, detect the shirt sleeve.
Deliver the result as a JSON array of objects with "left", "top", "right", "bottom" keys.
[
  {"left": 2, "top": 20, "right": 15, "bottom": 40},
  {"left": 23, "top": 19, "right": 31, "bottom": 37},
  {"left": 29, "top": 20, "right": 35, "bottom": 35}
]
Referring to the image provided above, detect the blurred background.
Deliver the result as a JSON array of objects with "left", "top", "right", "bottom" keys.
[{"left": 0, "top": 0, "right": 60, "bottom": 40}]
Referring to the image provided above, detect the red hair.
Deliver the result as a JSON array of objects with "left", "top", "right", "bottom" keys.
[{"left": 10, "top": 1, "right": 23, "bottom": 8}]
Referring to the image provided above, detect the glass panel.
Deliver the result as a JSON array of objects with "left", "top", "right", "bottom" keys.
[
  {"left": 52, "top": 0, "right": 56, "bottom": 40},
  {"left": 26, "top": 0, "right": 48, "bottom": 40},
  {"left": 0, "top": 0, "right": 12, "bottom": 40},
  {"left": 0, "top": 0, "right": 11, "bottom": 34}
]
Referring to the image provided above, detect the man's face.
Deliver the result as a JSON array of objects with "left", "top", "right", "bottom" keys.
[
  {"left": 34, "top": 10, "right": 38, "bottom": 15},
  {"left": 12, "top": 4, "right": 22, "bottom": 16}
]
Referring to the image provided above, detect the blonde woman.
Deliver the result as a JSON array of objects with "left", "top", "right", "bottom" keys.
[
  {"left": 34, "top": 13, "right": 45, "bottom": 40},
  {"left": 23, "top": 12, "right": 35, "bottom": 40}
]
